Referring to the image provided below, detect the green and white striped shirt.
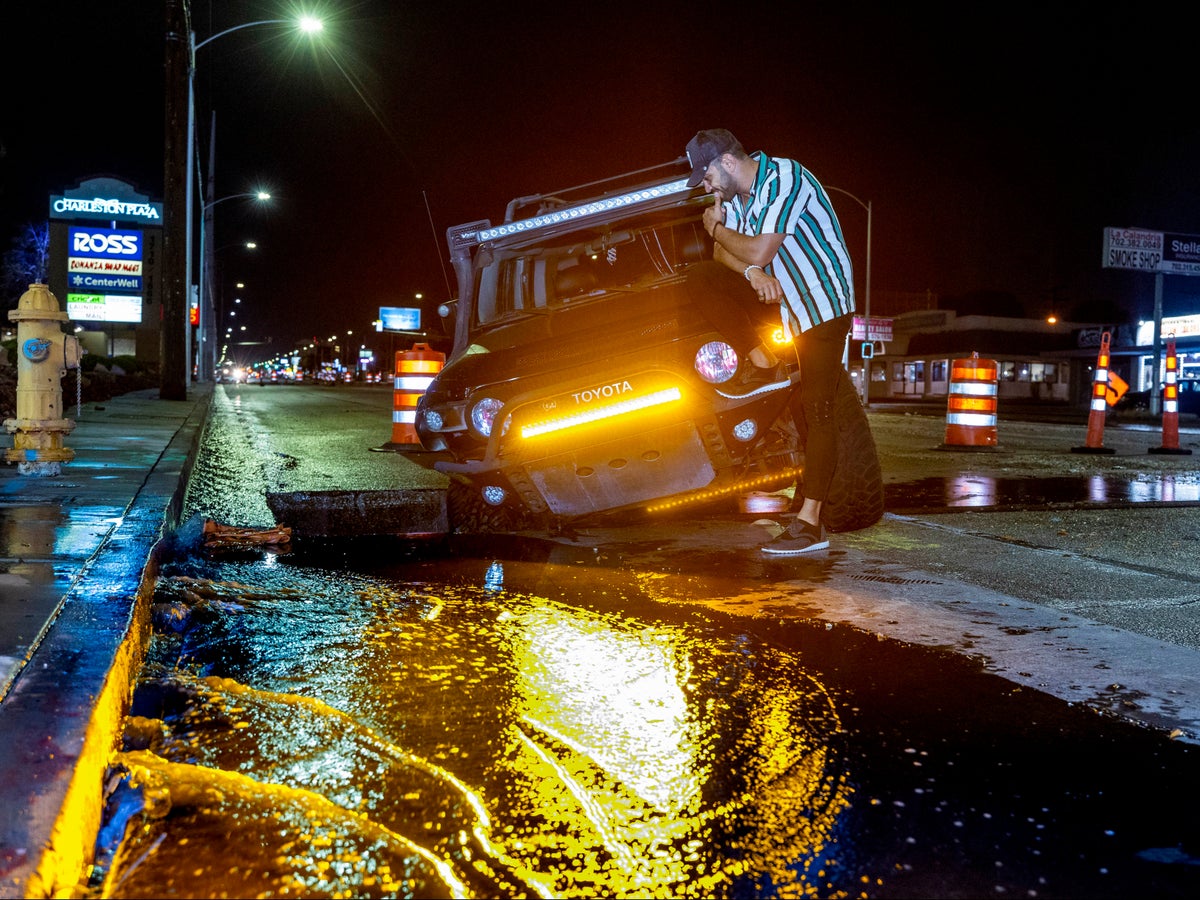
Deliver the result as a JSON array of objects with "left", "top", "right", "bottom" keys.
[{"left": 724, "top": 152, "right": 855, "bottom": 335}]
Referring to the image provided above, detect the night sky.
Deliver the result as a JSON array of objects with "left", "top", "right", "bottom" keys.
[{"left": 3, "top": 1, "right": 1199, "bottom": 362}]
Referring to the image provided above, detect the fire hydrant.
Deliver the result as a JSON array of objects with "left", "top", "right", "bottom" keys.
[{"left": 4, "top": 283, "right": 83, "bottom": 476}]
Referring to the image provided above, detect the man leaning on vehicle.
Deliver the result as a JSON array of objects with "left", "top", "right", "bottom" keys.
[{"left": 682, "top": 128, "right": 855, "bottom": 555}]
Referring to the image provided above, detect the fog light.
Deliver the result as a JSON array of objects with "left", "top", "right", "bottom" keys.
[
  {"left": 733, "top": 417, "right": 758, "bottom": 441},
  {"left": 482, "top": 485, "right": 507, "bottom": 506},
  {"left": 423, "top": 409, "right": 444, "bottom": 431}
]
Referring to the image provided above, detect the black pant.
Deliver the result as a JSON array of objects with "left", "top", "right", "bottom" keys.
[{"left": 685, "top": 260, "right": 852, "bottom": 503}]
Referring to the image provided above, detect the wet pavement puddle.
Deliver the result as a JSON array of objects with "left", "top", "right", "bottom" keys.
[{"left": 886, "top": 473, "right": 1200, "bottom": 513}]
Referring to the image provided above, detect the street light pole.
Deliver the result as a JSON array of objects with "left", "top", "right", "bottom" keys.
[
  {"left": 183, "top": 12, "right": 324, "bottom": 386},
  {"left": 161, "top": 0, "right": 191, "bottom": 400},
  {"left": 199, "top": 188, "right": 270, "bottom": 383},
  {"left": 826, "top": 185, "right": 872, "bottom": 407}
]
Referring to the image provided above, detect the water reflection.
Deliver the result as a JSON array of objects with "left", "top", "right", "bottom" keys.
[
  {"left": 886, "top": 473, "right": 1200, "bottom": 512},
  {"left": 97, "top": 559, "right": 853, "bottom": 898}
]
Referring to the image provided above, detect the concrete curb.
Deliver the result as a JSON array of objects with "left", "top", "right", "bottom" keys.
[{"left": 0, "top": 386, "right": 211, "bottom": 899}]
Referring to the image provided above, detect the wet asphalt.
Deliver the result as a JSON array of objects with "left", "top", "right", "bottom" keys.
[{"left": 3, "top": 381, "right": 1200, "bottom": 896}]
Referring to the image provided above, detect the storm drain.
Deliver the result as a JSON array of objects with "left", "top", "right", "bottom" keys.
[{"left": 845, "top": 573, "right": 944, "bottom": 586}]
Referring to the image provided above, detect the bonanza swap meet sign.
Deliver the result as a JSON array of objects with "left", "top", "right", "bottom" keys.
[{"left": 1103, "top": 227, "right": 1200, "bottom": 276}]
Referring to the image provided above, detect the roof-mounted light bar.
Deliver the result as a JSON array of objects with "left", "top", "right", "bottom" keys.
[{"left": 477, "top": 179, "right": 692, "bottom": 243}]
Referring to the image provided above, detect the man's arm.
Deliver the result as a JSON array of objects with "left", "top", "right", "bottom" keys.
[{"left": 702, "top": 198, "right": 784, "bottom": 271}]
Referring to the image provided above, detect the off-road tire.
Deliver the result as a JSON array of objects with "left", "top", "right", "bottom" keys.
[{"left": 794, "top": 370, "right": 885, "bottom": 533}]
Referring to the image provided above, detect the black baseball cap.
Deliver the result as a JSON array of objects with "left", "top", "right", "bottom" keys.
[{"left": 685, "top": 129, "right": 743, "bottom": 187}]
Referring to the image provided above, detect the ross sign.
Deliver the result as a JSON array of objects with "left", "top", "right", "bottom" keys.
[
  {"left": 1102, "top": 227, "right": 1163, "bottom": 272},
  {"left": 66, "top": 293, "right": 144, "bottom": 323},
  {"left": 852, "top": 315, "right": 893, "bottom": 341},
  {"left": 379, "top": 306, "right": 421, "bottom": 331},
  {"left": 68, "top": 227, "right": 144, "bottom": 285}
]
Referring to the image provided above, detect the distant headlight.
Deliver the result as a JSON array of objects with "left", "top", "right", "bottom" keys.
[
  {"left": 695, "top": 341, "right": 739, "bottom": 384},
  {"left": 470, "top": 397, "right": 504, "bottom": 437}
]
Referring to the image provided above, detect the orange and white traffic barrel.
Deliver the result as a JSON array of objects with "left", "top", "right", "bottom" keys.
[
  {"left": 941, "top": 352, "right": 998, "bottom": 449},
  {"left": 1072, "top": 330, "right": 1116, "bottom": 455},
  {"left": 391, "top": 343, "right": 445, "bottom": 446},
  {"left": 1150, "top": 333, "right": 1192, "bottom": 455}
]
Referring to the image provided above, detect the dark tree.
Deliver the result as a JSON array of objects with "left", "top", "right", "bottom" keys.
[{"left": 2, "top": 221, "right": 50, "bottom": 306}]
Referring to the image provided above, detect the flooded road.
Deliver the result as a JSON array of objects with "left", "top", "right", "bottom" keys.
[
  {"left": 91, "top": 537, "right": 1200, "bottom": 899},
  {"left": 89, "top": 386, "right": 1200, "bottom": 898}
]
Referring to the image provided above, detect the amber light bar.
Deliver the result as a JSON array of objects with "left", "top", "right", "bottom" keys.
[
  {"left": 646, "top": 467, "right": 802, "bottom": 513},
  {"left": 520, "top": 387, "right": 683, "bottom": 439}
]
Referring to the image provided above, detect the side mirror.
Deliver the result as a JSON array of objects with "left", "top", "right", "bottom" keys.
[{"left": 437, "top": 299, "right": 457, "bottom": 334}]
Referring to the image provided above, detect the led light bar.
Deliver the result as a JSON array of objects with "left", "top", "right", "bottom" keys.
[
  {"left": 478, "top": 180, "right": 692, "bottom": 243},
  {"left": 646, "top": 467, "right": 803, "bottom": 513},
  {"left": 521, "top": 387, "right": 683, "bottom": 439}
]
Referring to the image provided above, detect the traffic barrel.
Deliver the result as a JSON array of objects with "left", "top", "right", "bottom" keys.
[
  {"left": 1072, "top": 330, "right": 1116, "bottom": 455},
  {"left": 1150, "top": 333, "right": 1192, "bottom": 455},
  {"left": 940, "top": 352, "right": 998, "bottom": 450},
  {"left": 391, "top": 343, "right": 444, "bottom": 447}
]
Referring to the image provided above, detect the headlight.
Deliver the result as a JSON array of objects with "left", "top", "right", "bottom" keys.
[
  {"left": 470, "top": 397, "right": 505, "bottom": 437},
  {"left": 695, "top": 341, "right": 739, "bottom": 384}
]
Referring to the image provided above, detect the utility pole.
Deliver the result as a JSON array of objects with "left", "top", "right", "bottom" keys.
[
  {"left": 202, "top": 111, "right": 217, "bottom": 382},
  {"left": 161, "top": 0, "right": 190, "bottom": 399}
]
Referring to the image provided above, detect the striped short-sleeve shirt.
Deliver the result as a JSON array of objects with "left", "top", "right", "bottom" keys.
[{"left": 724, "top": 152, "right": 855, "bottom": 335}]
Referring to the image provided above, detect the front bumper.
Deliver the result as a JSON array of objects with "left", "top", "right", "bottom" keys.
[{"left": 430, "top": 368, "right": 798, "bottom": 517}]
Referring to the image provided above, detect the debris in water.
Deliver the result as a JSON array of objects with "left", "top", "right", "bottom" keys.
[{"left": 202, "top": 519, "right": 293, "bottom": 551}]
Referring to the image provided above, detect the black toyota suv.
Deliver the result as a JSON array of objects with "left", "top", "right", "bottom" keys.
[{"left": 414, "top": 160, "right": 882, "bottom": 532}]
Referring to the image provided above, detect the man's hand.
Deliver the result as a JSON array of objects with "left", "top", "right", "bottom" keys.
[
  {"left": 747, "top": 267, "right": 783, "bottom": 304},
  {"left": 702, "top": 195, "right": 723, "bottom": 238}
]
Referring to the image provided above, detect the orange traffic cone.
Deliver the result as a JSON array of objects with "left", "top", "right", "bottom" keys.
[
  {"left": 1071, "top": 330, "right": 1116, "bottom": 455},
  {"left": 1150, "top": 334, "right": 1192, "bottom": 455}
]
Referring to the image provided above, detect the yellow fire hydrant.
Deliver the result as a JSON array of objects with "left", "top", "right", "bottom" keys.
[{"left": 4, "top": 283, "right": 83, "bottom": 476}]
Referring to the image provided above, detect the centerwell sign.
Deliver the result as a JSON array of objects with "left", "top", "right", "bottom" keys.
[{"left": 1103, "top": 227, "right": 1200, "bottom": 276}]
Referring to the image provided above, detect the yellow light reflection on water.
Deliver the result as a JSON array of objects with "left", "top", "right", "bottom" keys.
[
  {"left": 102, "top": 568, "right": 857, "bottom": 898},
  {"left": 513, "top": 607, "right": 702, "bottom": 814}
]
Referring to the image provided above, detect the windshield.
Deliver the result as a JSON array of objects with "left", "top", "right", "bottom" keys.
[{"left": 471, "top": 208, "right": 710, "bottom": 329}]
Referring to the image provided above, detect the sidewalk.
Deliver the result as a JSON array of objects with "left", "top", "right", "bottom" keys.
[{"left": 0, "top": 385, "right": 211, "bottom": 898}]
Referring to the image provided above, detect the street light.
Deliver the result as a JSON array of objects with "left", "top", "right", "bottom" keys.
[
  {"left": 825, "top": 185, "right": 873, "bottom": 407},
  {"left": 198, "top": 191, "right": 270, "bottom": 381},
  {"left": 180, "top": 12, "right": 323, "bottom": 390}
]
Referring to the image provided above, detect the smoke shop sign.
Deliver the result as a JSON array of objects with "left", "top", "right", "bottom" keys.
[{"left": 1103, "top": 227, "right": 1200, "bottom": 276}]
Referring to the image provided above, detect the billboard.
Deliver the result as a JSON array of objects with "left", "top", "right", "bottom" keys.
[
  {"left": 378, "top": 306, "right": 421, "bottom": 331},
  {"left": 1102, "top": 227, "right": 1200, "bottom": 276}
]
